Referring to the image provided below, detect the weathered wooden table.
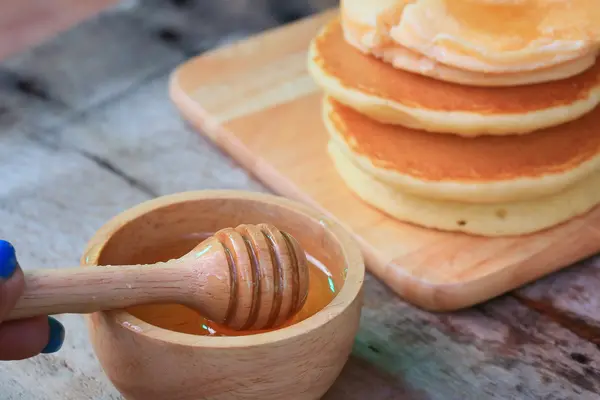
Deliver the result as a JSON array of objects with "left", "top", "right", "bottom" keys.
[{"left": 1, "top": 1, "right": 600, "bottom": 399}]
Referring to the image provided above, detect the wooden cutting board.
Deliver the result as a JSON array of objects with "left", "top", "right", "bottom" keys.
[{"left": 168, "top": 9, "right": 600, "bottom": 311}]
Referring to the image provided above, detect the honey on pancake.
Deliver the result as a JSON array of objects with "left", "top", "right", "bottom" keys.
[
  {"left": 442, "top": 0, "right": 600, "bottom": 49},
  {"left": 394, "top": 0, "right": 600, "bottom": 72},
  {"left": 339, "top": 0, "right": 598, "bottom": 85},
  {"left": 443, "top": 0, "right": 547, "bottom": 51},
  {"left": 123, "top": 234, "right": 337, "bottom": 336},
  {"left": 341, "top": 6, "right": 595, "bottom": 87}
]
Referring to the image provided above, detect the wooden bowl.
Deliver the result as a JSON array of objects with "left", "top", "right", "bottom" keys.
[{"left": 82, "top": 190, "right": 364, "bottom": 400}]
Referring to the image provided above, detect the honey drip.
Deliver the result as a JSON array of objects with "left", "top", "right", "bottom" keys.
[
  {"left": 437, "top": 0, "right": 600, "bottom": 52},
  {"left": 123, "top": 234, "right": 337, "bottom": 336}
]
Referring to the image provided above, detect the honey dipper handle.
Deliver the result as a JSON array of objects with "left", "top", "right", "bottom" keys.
[{"left": 5, "top": 263, "right": 190, "bottom": 321}]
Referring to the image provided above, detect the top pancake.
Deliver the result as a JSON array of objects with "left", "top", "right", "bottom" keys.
[
  {"left": 324, "top": 97, "right": 600, "bottom": 203},
  {"left": 387, "top": 0, "right": 600, "bottom": 73},
  {"left": 308, "top": 18, "right": 600, "bottom": 136},
  {"left": 340, "top": 0, "right": 597, "bottom": 87}
]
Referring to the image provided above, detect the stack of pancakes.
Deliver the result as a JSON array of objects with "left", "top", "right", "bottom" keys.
[{"left": 307, "top": 0, "right": 600, "bottom": 237}]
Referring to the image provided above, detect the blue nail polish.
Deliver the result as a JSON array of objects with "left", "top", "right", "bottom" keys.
[
  {"left": 0, "top": 240, "right": 17, "bottom": 279},
  {"left": 41, "top": 317, "right": 65, "bottom": 354}
]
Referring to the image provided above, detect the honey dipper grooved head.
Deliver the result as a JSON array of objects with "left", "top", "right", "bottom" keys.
[{"left": 208, "top": 223, "right": 309, "bottom": 331}]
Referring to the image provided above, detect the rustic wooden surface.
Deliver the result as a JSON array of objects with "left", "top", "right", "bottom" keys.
[
  {"left": 1, "top": 1, "right": 600, "bottom": 399},
  {"left": 169, "top": 9, "right": 600, "bottom": 313}
]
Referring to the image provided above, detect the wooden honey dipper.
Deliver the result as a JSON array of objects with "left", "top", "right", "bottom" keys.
[{"left": 7, "top": 223, "right": 310, "bottom": 331}]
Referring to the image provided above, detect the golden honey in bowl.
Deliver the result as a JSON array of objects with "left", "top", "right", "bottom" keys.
[{"left": 124, "top": 233, "right": 337, "bottom": 336}]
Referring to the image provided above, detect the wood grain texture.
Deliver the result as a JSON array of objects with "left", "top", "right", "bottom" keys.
[
  {"left": 3, "top": 1, "right": 600, "bottom": 399},
  {"left": 169, "top": 9, "right": 600, "bottom": 312}
]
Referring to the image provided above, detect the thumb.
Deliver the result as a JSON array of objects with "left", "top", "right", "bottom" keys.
[
  {"left": 0, "top": 240, "right": 25, "bottom": 321},
  {"left": 0, "top": 241, "right": 65, "bottom": 360}
]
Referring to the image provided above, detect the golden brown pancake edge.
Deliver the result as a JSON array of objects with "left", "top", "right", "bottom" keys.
[{"left": 313, "top": 18, "right": 600, "bottom": 115}]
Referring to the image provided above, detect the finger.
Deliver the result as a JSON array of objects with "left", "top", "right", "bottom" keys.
[
  {"left": 0, "top": 240, "right": 17, "bottom": 280},
  {"left": 0, "top": 267, "right": 25, "bottom": 322},
  {"left": 0, "top": 316, "right": 49, "bottom": 360},
  {"left": 0, "top": 240, "right": 25, "bottom": 322},
  {"left": 42, "top": 317, "right": 66, "bottom": 355},
  {"left": 0, "top": 316, "right": 65, "bottom": 360}
]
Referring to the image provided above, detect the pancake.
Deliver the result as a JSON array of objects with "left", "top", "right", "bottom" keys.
[
  {"left": 308, "top": 18, "right": 600, "bottom": 136},
  {"left": 323, "top": 96, "right": 600, "bottom": 204},
  {"left": 341, "top": 2, "right": 597, "bottom": 87},
  {"left": 328, "top": 141, "right": 600, "bottom": 237},
  {"left": 389, "top": 0, "right": 600, "bottom": 74}
]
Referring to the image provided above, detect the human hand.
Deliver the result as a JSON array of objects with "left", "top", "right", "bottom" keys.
[{"left": 0, "top": 240, "right": 65, "bottom": 360}]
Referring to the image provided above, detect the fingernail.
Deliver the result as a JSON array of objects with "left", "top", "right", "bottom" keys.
[
  {"left": 0, "top": 240, "right": 17, "bottom": 279},
  {"left": 41, "top": 317, "right": 65, "bottom": 354}
]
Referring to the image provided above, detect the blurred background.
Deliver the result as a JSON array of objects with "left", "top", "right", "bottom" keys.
[{"left": 0, "top": 0, "right": 338, "bottom": 61}]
